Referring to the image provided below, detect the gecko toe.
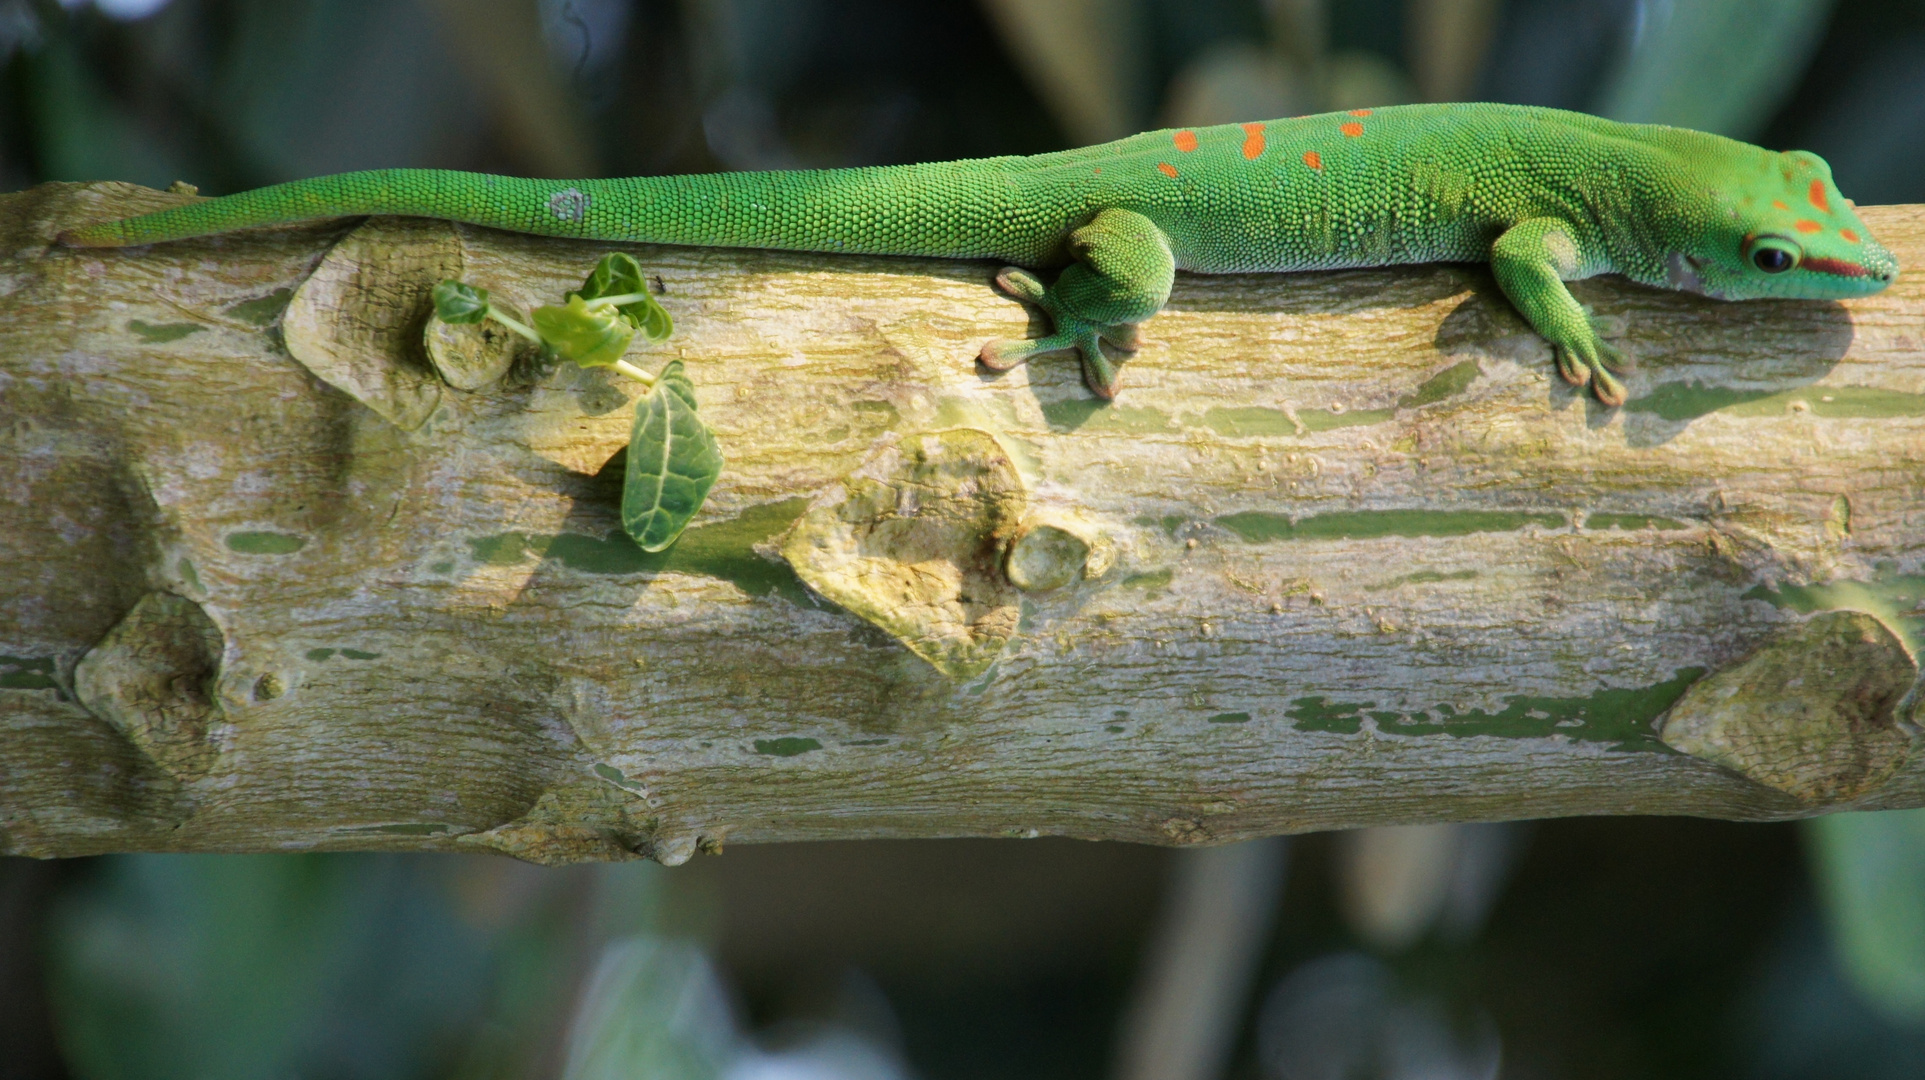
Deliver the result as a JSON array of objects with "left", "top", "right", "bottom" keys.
[
  {"left": 1590, "top": 366, "right": 1628, "bottom": 407},
  {"left": 1554, "top": 348, "right": 1591, "bottom": 388},
  {"left": 1099, "top": 322, "right": 1146, "bottom": 352},
  {"left": 980, "top": 332, "right": 1077, "bottom": 373},
  {"left": 1076, "top": 330, "right": 1122, "bottom": 398},
  {"left": 1596, "top": 340, "right": 1630, "bottom": 374},
  {"left": 993, "top": 267, "right": 1051, "bottom": 306}
]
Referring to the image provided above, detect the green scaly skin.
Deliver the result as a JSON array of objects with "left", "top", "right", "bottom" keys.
[{"left": 61, "top": 103, "right": 1898, "bottom": 405}]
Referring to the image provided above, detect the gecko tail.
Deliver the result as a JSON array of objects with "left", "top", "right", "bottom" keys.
[
  {"left": 50, "top": 170, "right": 593, "bottom": 249},
  {"left": 58, "top": 220, "right": 152, "bottom": 247}
]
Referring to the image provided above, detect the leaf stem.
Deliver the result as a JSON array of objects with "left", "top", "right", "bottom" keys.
[
  {"left": 586, "top": 292, "right": 652, "bottom": 310},
  {"left": 611, "top": 359, "right": 657, "bottom": 386},
  {"left": 487, "top": 308, "right": 544, "bottom": 346}
]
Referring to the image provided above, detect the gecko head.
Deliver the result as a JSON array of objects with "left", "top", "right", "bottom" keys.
[{"left": 1672, "top": 149, "right": 1897, "bottom": 301}]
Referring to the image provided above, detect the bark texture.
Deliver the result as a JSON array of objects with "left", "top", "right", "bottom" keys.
[{"left": 5, "top": 181, "right": 1925, "bottom": 863}]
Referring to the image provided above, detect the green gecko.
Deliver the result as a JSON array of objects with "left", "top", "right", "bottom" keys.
[{"left": 62, "top": 102, "right": 1897, "bottom": 406}]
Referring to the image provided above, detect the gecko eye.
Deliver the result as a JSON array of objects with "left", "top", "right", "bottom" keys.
[{"left": 1749, "top": 238, "right": 1801, "bottom": 274}]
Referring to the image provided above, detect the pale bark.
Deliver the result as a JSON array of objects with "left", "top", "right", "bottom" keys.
[{"left": 5, "top": 181, "right": 1925, "bottom": 863}]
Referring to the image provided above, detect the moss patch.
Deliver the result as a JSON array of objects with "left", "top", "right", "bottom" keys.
[
  {"left": 225, "top": 531, "right": 306, "bottom": 555},
  {"left": 1584, "top": 513, "right": 1691, "bottom": 531},
  {"left": 1042, "top": 399, "right": 1177, "bottom": 434},
  {"left": 1745, "top": 569, "right": 1925, "bottom": 649},
  {"left": 225, "top": 287, "right": 295, "bottom": 326},
  {"left": 1627, "top": 382, "right": 1925, "bottom": 421},
  {"left": 0, "top": 655, "right": 59, "bottom": 691},
  {"left": 127, "top": 320, "right": 204, "bottom": 343},
  {"left": 1288, "top": 667, "right": 1705, "bottom": 751},
  {"left": 1364, "top": 569, "right": 1480, "bottom": 591},
  {"left": 1219, "top": 508, "right": 1564, "bottom": 543},
  {"left": 753, "top": 737, "right": 822, "bottom": 757},
  {"left": 1400, "top": 359, "right": 1482, "bottom": 408}
]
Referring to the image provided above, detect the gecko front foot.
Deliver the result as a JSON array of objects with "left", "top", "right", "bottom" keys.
[
  {"left": 980, "top": 268, "right": 1145, "bottom": 399},
  {"left": 1552, "top": 335, "right": 1629, "bottom": 407},
  {"left": 976, "top": 207, "right": 1175, "bottom": 400}
]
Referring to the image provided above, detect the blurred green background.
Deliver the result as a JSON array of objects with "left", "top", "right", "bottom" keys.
[{"left": 5, "top": 0, "right": 1925, "bottom": 1076}]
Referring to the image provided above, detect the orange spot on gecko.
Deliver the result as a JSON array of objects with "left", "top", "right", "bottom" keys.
[
  {"left": 1808, "top": 179, "right": 1830, "bottom": 213},
  {"left": 1841, "top": 228, "right": 1861, "bottom": 243},
  {"left": 1173, "top": 130, "right": 1198, "bottom": 153},
  {"left": 1794, "top": 219, "right": 1823, "bottom": 234},
  {"left": 1240, "top": 122, "right": 1266, "bottom": 159},
  {"left": 1340, "top": 122, "right": 1364, "bottom": 138},
  {"left": 1349, "top": 109, "right": 1372, "bottom": 117},
  {"left": 1302, "top": 150, "right": 1322, "bottom": 170},
  {"left": 1157, "top": 162, "right": 1179, "bottom": 179},
  {"left": 1772, "top": 200, "right": 1790, "bottom": 211}
]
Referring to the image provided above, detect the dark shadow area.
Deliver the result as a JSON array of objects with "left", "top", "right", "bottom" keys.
[
  {"left": 0, "top": 858, "right": 75, "bottom": 1080},
  {"left": 669, "top": 838, "right": 1169, "bottom": 1080}
]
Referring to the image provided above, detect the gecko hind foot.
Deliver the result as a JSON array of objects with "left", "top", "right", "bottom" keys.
[
  {"left": 979, "top": 267, "right": 1144, "bottom": 399},
  {"left": 980, "top": 325, "right": 1124, "bottom": 399}
]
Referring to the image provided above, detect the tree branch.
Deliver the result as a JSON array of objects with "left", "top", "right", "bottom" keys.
[{"left": 5, "top": 181, "right": 1924, "bottom": 863}]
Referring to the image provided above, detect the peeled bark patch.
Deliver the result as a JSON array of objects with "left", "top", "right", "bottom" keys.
[
  {"left": 1005, "top": 518, "right": 1097, "bottom": 592},
  {"left": 779, "top": 429, "right": 1027, "bottom": 678},
  {"left": 72, "top": 592, "right": 227, "bottom": 782},
  {"left": 423, "top": 313, "right": 527, "bottom": 390},
  {"left": 283, "top": 217, "right": 464, "bottom": 429},
  {"left": 1660, "top": 610, "right": 1918, "bottom": 803}
]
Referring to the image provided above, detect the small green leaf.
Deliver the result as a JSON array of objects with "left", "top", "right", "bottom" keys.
[
  {"left": 532, "top": 294, "right": 637, "bottom": 368},
  {"left": 579, "top": 252, "right": 647, "bottom": 304},
  {"left": 576, "top": 253, "right": 674, "bottom": 343},
  {"left": 623, "top": 361, "right": 722, "bottom": 552},
  {"left": 432, "top": 280, "right": 491, "bottom": 324},
  {"left": 630, "top": 296, "right": 673, "bottom": 342}
]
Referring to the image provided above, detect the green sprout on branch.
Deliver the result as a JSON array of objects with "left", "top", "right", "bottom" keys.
[
  {"left": 432, "top": 252, "right": 672, "bottom": 384},
  {"left": 433, "top": 253, "right": 720, "bottom": 553}
]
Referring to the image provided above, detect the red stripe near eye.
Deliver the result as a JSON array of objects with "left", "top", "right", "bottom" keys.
[{"left": 1802, "top": 256, "right": 1867, "bottom": 277}]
